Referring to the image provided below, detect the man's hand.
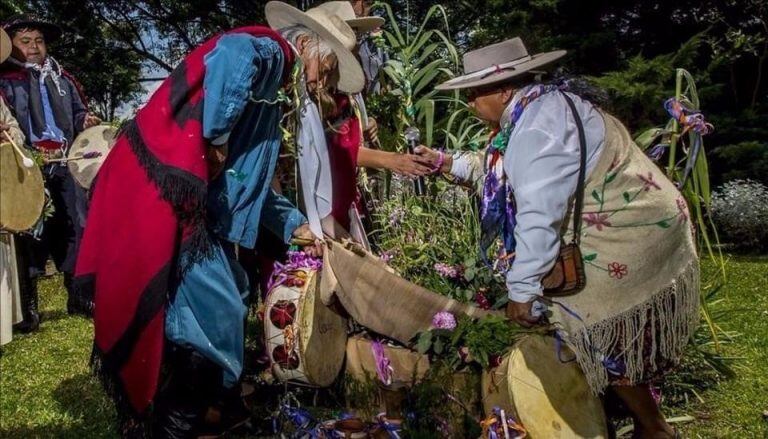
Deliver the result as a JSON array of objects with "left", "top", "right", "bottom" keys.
[
  {"left": 292, "top": 223, "right": 323, "bottom": 258},
  {"left": 82, "top": 113, "right": 102, "bottom": 130},
  {"left": 413, "top": 145, "right": 453, "bottom": 174},
  {"left": 505, "top": 300, "right": 541, "bottom": 328},
  {"left": 0, "top": 123, "right": 10, "bottom": 141}
]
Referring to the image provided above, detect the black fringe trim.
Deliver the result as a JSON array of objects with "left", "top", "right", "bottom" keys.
[
  {"left": 123, "top": 119, "right": 215, "bottom": 273},
  {"left": 91, "top": 344, "right": 152, "bottom": 438}
]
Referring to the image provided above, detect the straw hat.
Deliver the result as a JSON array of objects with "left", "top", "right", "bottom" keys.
[
  {"left": 266, "top": 1, "right": 364, "bottom": 93},
  {"left": 0, "top": 29, "right": 10, "bottom": 63},
  {"left": 313, "top": 1, "right": 385, "bottom": 33},
  {"left": 437, "top": 37, "right": 566, "bottom": 91}
]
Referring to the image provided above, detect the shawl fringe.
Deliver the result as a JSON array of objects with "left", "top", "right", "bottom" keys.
[
  {"left": 91, "top": 345, "right": 152, "bottom": 438},
  {"left": 124, "top": 119, "right": 214, "bottom": 272},
  {"left": 564, "top": 261, "right": 700, "bottom": 393}
]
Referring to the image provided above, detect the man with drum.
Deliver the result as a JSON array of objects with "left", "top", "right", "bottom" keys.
[
  {"left": 76, "top": 3, "right": 362, "bottom": 434},
  {"left": 415, "top": 37, "right": 698, "bottom": 438},
  {"left": 0, "top": 27, "right": 27, "bottom": 345},
  {"left": 0, "top": 15, "right": 102, "bottom": 328}
]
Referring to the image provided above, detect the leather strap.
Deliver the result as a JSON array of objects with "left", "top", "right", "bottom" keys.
[{"left": 561, "top": 92, "right": 587, "bottom": 245}]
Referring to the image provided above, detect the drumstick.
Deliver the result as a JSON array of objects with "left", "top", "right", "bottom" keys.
[
  {"left": 500, "top": 409, "right": 511, "bottom": 439},
  {"left": 1, "top": 129, "right": 34, "bottom": 168},
  {"left": 45, "top": 151, "right": 103, "bottom": 163}
]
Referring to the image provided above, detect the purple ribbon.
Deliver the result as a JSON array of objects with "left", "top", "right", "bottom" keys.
[
  {"left": 267, "top": 251, "right": 323, "bottom": 292},
  {"left": 371, "top": 339, "right": 393, "bottom": 385}
]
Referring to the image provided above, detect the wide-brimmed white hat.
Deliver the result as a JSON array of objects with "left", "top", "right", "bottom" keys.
[
  {"left": 313, "top": 1, "right": 385, "bottom": 33},
  {"left": 0, "top": 29, "right": 11, "bottom": 63},
  {"left": 266, "top": 1, "right": 364, "bottom": 93},
  {"left": 437, "top": 37, "right": 566, "bottom": 91}
]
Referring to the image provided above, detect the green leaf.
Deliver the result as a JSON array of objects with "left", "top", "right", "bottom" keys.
[
  {"left": 591, "top": 189, "right": 602, "bottom": 204},
  {"left": 656, "top": 220, "right": 671, "bottom": 228},
  {"left": 605, "top": 173, "right": 617, "bottom": 183},
  {"left": 583, "top": 253, "right": 597, "bottom": 262},
  {"left": 416, "top": 331, "right": 433, "bottom": 354},
  {"left": 634, "top": 127, "right": 663, "bottom": 150},
  {"left": 623, "top": 192, "right": 631, "bottom": 203},
  {"left": 433, "top": 338, "right": 445, "bottom": 354},
  {"left": 464, "top": 268, "right": 476, "bottom": 281}
]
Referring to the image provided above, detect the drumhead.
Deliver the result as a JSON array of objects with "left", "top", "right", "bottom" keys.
[
  {"left": 0, "top": 143, "right": 44, "bottom": 232},
  {"left": 68, "top": 125, "right": 118, "bottom": 189},
  {"left": 482, "top": 335, "right": 608, "bottom": 438},
  {"left": 264, "top": 269, "right": 347, "bottom": 387}
]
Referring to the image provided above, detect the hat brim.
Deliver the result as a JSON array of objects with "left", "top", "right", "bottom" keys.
[
  {"left": 266, "top": 1, "right": 364, "bottom": 94},
  {"left": 436, "top": 50, "right": 567, "bottom": 91},
  {"left": 0, "top": 29, "right": 10, "bottom": 63},
  {"left": 346, "top": 17, "right": 385, "bottom": 32},
  {"left": 4, "top": 20, "right": 62, "bottom": 43}
]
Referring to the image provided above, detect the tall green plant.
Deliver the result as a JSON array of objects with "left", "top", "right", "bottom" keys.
[
  {"left": 634, "top": 69, "right": 725, "bottom": 278},
  {"left": 377, "top": 2, "right": 460, "bottom": 148}
]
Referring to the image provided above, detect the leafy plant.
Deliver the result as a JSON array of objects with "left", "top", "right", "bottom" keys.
[
  {"left": 374, "top": 189, "right": 509, "bottom": 307},
  {"left": 631, "top": 68, "right": 725, "bottom": 276},
  {"left": 377, "top": 2, "right": 460, "bottom": 149},
  {"left": 414, "top": 314, "right": 534, "bottom": 369},
  {"left": 711, "top": 179, "right": 768, "bottom": 252}
]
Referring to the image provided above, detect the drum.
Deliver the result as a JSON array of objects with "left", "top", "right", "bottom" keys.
[
  {"left": 68, "top": 124, "right": 118, "bottom": 189},
  {"left": 0, "top": 142, "right": 45, "bottom": 232},
  {"left": 481, "top": 335, "right": 608, "bottom": 438},
  {"left": 264, "top": 268, "right": 347, "bottom": 386}
]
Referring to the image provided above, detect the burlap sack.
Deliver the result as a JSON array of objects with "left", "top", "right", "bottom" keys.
[{"left": 321, "top": 240, "right": 499, "bottom": 345}]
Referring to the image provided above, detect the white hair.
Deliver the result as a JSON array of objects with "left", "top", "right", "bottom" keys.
[{"left": 279, "top": 25, "right": 334, "bottom": 61}]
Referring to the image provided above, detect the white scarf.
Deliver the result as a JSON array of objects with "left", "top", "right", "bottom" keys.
[
  {"left": 296, "top": 83, "right": 334, "bottom": 238},
  {"left": 9, "top": 56, "right": 67, "bottom": 97}
]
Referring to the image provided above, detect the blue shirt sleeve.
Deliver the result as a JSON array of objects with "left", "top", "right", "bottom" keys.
[
  {"left": 203, "top": 34, "right": 267, "bottom": 141},
  {"left": 260, "top": 189, "right": 307, "bottom": 244}
]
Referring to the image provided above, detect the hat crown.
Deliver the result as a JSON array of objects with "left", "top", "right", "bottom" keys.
[
  {"left": 305, "top": 8, "right": 357, "bottom": 50},
  {"left": 312, "top": 1, "right": 358, "bottom": 22},
  {"left": 463, "top": 37, "right": 529, "bottom": 74}
]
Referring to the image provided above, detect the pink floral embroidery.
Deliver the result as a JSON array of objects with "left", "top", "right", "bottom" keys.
[
  {"left": 676, "top": 197, "right": 689, "bottom": 223},
  {"left": 637, "top": 172, "right": 661, "bottom": 191},
  {"left": 608, "top": 262, "right": 628, "bottom": 279},
  {"left": 583, "top": 212, "right": 612, "bottom": 231}
]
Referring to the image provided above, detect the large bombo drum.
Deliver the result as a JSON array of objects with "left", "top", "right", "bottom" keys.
[
  {"left": 0, "top": 142, "right": 44, "bottom": 232},
  {"left": 264, "top": 268, "right": 347, "bottom": 387},
  {"left": 482, "top": 335, "right": 608, "bottom": 438},
  {"left": 68, "top": 125, "right": 118, "bottom": 189}
]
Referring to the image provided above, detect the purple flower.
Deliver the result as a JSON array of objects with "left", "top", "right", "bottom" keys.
[
  {"left": 432, "top": 311, "right": 457, "bottom": 330},
  {"left": 388, "top": 207, "right": 406, "bottom": 227},
  {"left": 434, "top": 262, "right": 464, "bottom": 279},
  {"left": 379, "top": 251, "right": 394, "bottom": 263}
]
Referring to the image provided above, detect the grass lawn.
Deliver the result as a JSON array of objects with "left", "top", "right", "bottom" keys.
[{"left": 1, "top": 255, "right": 766, "bottom": 438}]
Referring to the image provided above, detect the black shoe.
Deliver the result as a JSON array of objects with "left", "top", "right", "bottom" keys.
[
  {"left": 13, "top": 311, "right": 40, "bottom": 333},
  {"left": 15, "top": 278, "right": 40, "bottom": 333}
]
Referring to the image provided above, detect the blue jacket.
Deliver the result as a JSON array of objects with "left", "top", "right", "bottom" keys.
[{"left": 166, "top": 34, "right": 305, "bottom": 387}]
